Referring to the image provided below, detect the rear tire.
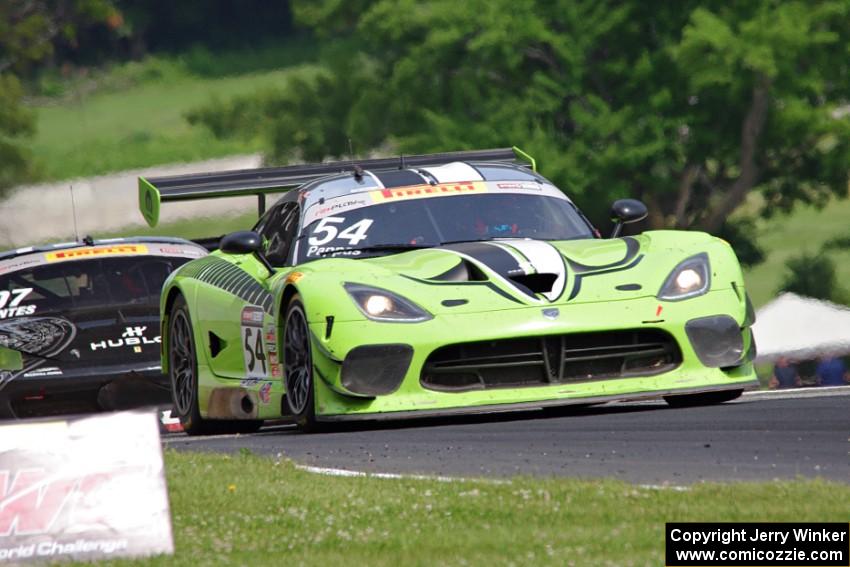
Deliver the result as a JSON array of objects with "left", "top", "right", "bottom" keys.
[
  {"left": 663, "top": 389, "right": 743, "bottom": 408},
  {"left": 283, "top": 295, "right": 322, "bottom": 432},
  {"left": 169, "top": 295, "right": 263, "bottom": 435}
]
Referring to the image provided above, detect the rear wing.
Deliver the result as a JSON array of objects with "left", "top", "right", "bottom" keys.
[{"left": 138, "top": 146, "right": 536, "bottom": 227}]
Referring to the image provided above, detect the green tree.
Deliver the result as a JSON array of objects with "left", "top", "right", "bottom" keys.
[
  {"left": 0, "top": 0, "right": 116, "bottom": 193},
  {"left": 777, "top": 252, "right": 847, "bottom": 303},
  {"left": 191, "top": 0, "right": 850, "bottom": 241}
]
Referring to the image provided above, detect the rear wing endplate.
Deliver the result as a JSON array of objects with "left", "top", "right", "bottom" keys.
[{"left": 138, "top": 146, "right": 535, "bottom": 227}]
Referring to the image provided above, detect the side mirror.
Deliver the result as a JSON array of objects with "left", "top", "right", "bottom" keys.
[
  {"left": 220, "top": 231, "right": 262, "bottom": 254},
  {"left": 609, "top": 199, "right": 648, "bottom": 238},
  {"left": 220, "top": 231, "right": 275, "bottom": 275}
]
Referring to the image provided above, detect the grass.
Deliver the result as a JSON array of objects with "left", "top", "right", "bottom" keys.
[
  {"left": 92, "top": 212, "right": 258, "bottom": 242},
  {"left": 25, "top": 44, "right": 312, "bottom": 181},
  {"left": 87, "top": 450, "right": 849, "bottom": 567},
  {"left": 742, "top": 198, "right": 850, "bottom": 307}
]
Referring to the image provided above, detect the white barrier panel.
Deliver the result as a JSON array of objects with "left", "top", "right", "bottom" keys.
[{"left": 0, "top": 411, "right": 174, "bottom": 564}]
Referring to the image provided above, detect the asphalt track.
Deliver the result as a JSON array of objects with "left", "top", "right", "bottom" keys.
[{"left": 163, "top": 389, "right": 850, "bottom": 484}]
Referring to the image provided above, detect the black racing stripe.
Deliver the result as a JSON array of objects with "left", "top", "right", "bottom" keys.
[
  {"left": 497, "top": 242, "right": 535, "bottom": 274},
  {"left": 441, "top": 242, "right": 538, "bottom": 298},
  {"left": 441, "top": 242, "right": 523, "bottom": 279},
  {"left": 568, "top": 236, "right": 641, "bottom": 273},
  {"left": 373, "top": 169, "right": 428, "bottom": 188},
  {"left": 567, "top": 255, "right": 644, "bottom": 300}
]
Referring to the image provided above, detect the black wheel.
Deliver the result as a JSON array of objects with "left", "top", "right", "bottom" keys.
[
  {"left": 284, "top": 295, "right": 321, "bottom": 432},
  {"left": 169, "top": 295, "right": 212, "bottom": 435},
  {"left": 169, "top": 295, "right": 263, "bottom": 435},
  {"left": 663, "top": 389, "right": 743, "bottom": 408}
]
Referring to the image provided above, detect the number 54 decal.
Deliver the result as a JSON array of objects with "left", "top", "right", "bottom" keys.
[
  {"left": 241, "top": 306, "right": 267, "bottom": 378},
  {"left": 308, "top": 217, "right": 374, "bottom": 246}
]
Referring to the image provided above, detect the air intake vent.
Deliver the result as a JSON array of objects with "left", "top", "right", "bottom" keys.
[
  {"left": 421, "top": 329, "right": 681, "bottom": 392},
  {"left": 508, "top": 273, "right": 557, "bottom": 294}
]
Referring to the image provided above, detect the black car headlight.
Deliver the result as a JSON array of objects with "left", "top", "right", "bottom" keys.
[
  {"left": 657, "top": 253, "right": 711, "bottom": 301},
  {"left": 344, "top": 283, "right": 433, "bottom": 322}
]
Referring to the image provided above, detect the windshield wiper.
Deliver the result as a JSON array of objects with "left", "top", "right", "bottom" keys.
[
  {"left": 315, "top": 243, "right": 436, "bottom": 257},
  {"left": 438, "top": 237, "right": 512, "bottom": 246}
]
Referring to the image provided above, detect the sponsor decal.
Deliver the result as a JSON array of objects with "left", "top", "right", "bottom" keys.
[
  {"left": 0, "top": 258, "right": 41, "bottom": 276},
  {"left": 496, "top": 181, "right": 542, "bottom": 191},
  {"left": 284, "top": 271, "right": 304, "bottom": 285},
  {"left": 154, "top": 246, "right": 205, "bottom": 258},
  {"left": 45, "top": 245, "right": 148, "bottom": 262},
  {"left": 270, "top": 363, "right": 282, "bottom": 378},
  {"left": 258, "top": 382, "right": 272, "bottom": 404},
  {"left": 303, "top": 197, "right": 371, "bottom": 226},
  {"left": 240, "top": 306, "right": 264, "bottom": 327},
  {"left": 0, "top": 412, "right": 174, "bottom": 562},
  {"left": 0, "top": 317, "right": 76, "bottom": 391},
  {"left": 369, "top": 182, "right": 484, "bottom": 203},
  {"left": 542, "top": 308, "right": 560, "bottom": 320},
  {"left": 22, "top": 367, "right": 62, "bottom": 378},
  {"left": 90, "top": 326, "right": 160, "bottom": 352}
]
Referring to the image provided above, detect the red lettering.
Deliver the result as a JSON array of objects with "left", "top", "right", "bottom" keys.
[{"left": 0, "top": 470, "right": 76, "bottom": 536}]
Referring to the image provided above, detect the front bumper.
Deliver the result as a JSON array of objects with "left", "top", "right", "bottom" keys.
[{"left": 308, "top": 288, "right": 757, "bottom": 417}]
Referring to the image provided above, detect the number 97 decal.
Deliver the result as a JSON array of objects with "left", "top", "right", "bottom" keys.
[{"left": 241, "top": 306, "right": 267, "bottom": 378}]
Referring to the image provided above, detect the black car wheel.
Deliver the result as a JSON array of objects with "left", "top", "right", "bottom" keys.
[
  {"left": 284, "top": 295, "right": 321, "bottom": 432},
  {"left": 169, "top": 295, "right": 262, "bottom": 435}
]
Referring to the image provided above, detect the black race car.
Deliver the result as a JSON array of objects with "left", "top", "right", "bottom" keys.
[{"left": 0, "top": 237, "right": 206, "bottom": 418}]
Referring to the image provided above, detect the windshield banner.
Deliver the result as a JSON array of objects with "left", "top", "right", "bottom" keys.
[{"left": 303, "top": 180, "right": 569, "bottom": 227}]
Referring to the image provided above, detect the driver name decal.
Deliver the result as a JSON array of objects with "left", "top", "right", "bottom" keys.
[{"left": 0, "top": 288, "right": 34, "bottom": 319}]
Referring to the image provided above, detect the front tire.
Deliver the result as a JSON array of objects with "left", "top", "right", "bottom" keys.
[
  {"left": 663, "top": 389, "right": 743, "bottom": 408},
  {"left": 169, "top": 295, "right": 263, "bottom": 435},
  {"left": 283, "top": 295, "right": 321, "bottom": 432}
]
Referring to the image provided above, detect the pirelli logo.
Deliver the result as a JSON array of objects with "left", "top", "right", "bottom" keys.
[
  {"left": 369, "top": 182, "right": 486, "bottom": 203},
  {"left": 45, "top": 245, "right": 148, "bottom": 262}
]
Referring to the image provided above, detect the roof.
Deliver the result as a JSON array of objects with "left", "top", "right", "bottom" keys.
[
  {"left": 752, "top": 292, "right": 850, "bottom": 362},
  {"left": 299, "top": 161, "right": 546, "bottom": 214}
]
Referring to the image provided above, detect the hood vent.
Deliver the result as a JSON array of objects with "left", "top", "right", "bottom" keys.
[{"left": 508, "top": 273, "right": 557, "bottom": 294}]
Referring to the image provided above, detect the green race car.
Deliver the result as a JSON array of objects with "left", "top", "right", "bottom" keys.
[{"left": 139, "top": 148, "right": 757, "bottom": 434}]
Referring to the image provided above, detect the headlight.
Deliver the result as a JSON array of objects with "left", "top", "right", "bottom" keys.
[
  {"left": 344, "top": 283, "right": 433, "bottom": 322},
  {"left": 657, "top": 253, "right": 711, "bottom": 301}
]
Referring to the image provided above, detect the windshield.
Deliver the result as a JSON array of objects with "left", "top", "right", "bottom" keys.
[
  {"left": 0, "top": 256, "right": 190, "bottom": 318},
  {"left": 295, "top": 192, "right": 593, "bottom": 262}
]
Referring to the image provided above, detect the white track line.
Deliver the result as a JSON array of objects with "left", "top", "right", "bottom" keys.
[
  {"left": 295, "top": 464, "right": 692, "bottom": 490},
  {"left": 741, "top": 385, "right": 850, "bottom": 401},
  {"left": 294, "top": 463, "right": 508, "bottom": 484}
]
